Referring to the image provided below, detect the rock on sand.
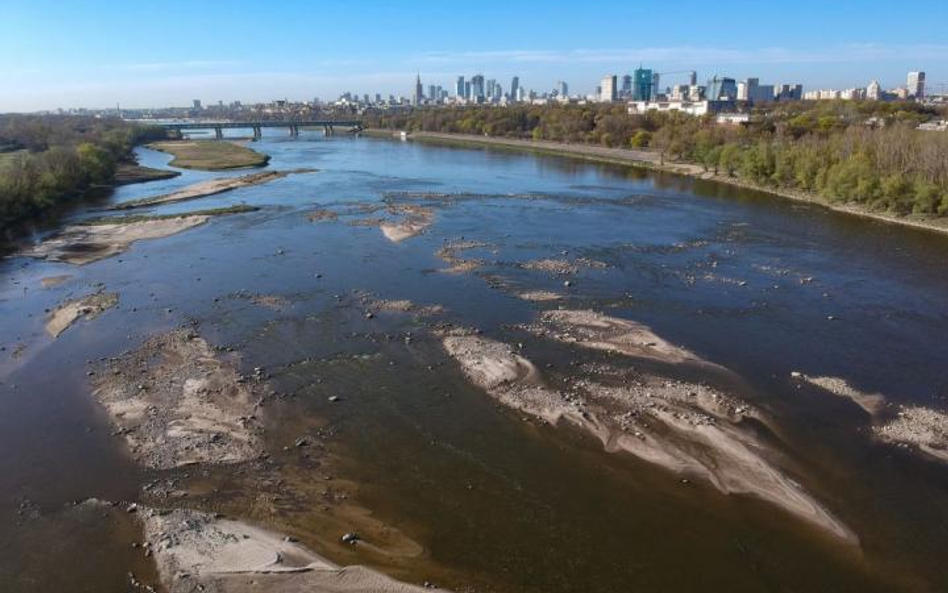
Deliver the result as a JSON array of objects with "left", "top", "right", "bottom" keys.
[
  {"left": 141, "top": 507, "right": 443, "bottom": 593},
  {"left": 46, "top": 291, "right": 118, "bottom": 337},
  {"left": 93, "top": 329, "right": 263, "bottom": 469},
  {"left": 441, "top": 329, "right": 855, "bottom": 543}
]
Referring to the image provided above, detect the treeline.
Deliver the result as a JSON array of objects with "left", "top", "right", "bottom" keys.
[
  {"left": 365, "top": 101, "right": 948, "bottom": 217},
  {"left": 0, "top": 115, "right": 167, "bottom": 228}
]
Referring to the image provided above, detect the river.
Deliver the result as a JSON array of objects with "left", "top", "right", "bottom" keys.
[{"left": 1, "top": 132, "right": 946, "bottom": 592}]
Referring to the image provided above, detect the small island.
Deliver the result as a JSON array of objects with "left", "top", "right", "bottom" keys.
[{"left": 148, "top": 140, "right": 271, "bottom": 170}]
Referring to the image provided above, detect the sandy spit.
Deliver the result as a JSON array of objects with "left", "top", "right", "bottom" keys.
[
  {"left": 875, "top": 406, "right": 948, "bottom": 464},
  {"left": 40, "top": 274, "right": 73, "bottom": 288},
  {"left": 441, "top": 330, "right": 855, "bottom": 543},
  {"left": 532, "top": 309, "right": 712, "bottom": 367},
  {"left": 46, "top": 291, "right": 118, "bottom": 337},
  {"left": 141, "top": 507, "right": 445, "bottom": 593},
  {"left": 113, "top": 169, "right": 314, "bottom": 210},
  {"left": 435, "top": 240, "right": 489, "bottom": 274},
  {"left": 22, "top": 216, "right": 210, "bottom": 265},
  {"left": 93, "top": 329, "right": 264, "bottom": 470},
  {"left": 798, "top": 375, "right": 887, "bottom": 415},
  {"left": 307, "top": 208, "right": 339, "bottom": 222},
  {"left": 379, "top": 205, "right": 435, "bottom": 243},
  {"left": 516, "top": 290, "right": 563, "bottom": 302},
  {"left": 796, "top": 374, "right": 948, "bottom": 464}
]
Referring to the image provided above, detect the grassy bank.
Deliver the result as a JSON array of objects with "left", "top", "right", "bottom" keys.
[
  {"left": 113, "top": 163, "right": 181, "bottom": 185},
  {"left": 148, "top": 140, "right": 270, "bottom": 170},
  {"left": 392, "top": 130, "right": 948, "bottom": 236}
]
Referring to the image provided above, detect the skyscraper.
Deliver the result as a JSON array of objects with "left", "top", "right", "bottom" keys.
[
  {"left": 600, "top": 75, "right": 617, "bottom": 102},
  {"left": 556, "top": 81, "right": 568, "bottom": 98},
  {"left": 510, "top": 76, "right": 520, "bottom": 102},
  {"left": 413, "top": 74, "right": 423, "bottom": 105},
  {"left": 632, "top": 68, "right": 653, "bottom": 101},
  {"left": 707, "top": 75, "right": 737, "bottom": 100},
  {"left": 471, "top": 74, "right": 485, "bottom": 101},
  {"left": 621, "top": 74, "right": 632, "bottom": 97},
  {"left": 486, "top": 79, "right": 496, "bottom": 99},
  {"left": 867, "top": 79, "right": 882, "bottom": 101},
  {"left": 456, "top": 76, "right": 465, "bottom": 98},
  {"left": 907, "top": 71, "right": 926, "bottom": 99}
]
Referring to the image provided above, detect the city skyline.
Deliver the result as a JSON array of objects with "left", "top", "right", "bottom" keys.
[{"left": 3, "top": 0, "right": 948, "bottom": 111}]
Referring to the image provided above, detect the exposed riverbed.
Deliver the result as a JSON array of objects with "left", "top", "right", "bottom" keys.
[{"left": 2, "top": 132, "right": 947, "bottom": 593}]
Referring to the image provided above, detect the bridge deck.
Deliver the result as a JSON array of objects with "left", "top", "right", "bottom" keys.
[{"left": 161, "top": 121, "right": 362, "bottom": 130}]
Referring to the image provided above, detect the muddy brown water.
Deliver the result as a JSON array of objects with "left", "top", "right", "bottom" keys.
[{"left": 1, "top": 132, "right": 947, "bottom": 592}]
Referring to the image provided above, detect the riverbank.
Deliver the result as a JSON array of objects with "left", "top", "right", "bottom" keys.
[
  {"left": 369, "top": 130, "right": 948, "bottom": 237},
  {"left": 112, "top": 162, "right": 180, "bottom": 185},
  {"left": 148, "top": 140, "right": 271, "bottom": 170}
]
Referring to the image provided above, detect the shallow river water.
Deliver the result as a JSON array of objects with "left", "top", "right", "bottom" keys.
[{"left": 1, "top": 132, "right": 947, "bottom": 592}]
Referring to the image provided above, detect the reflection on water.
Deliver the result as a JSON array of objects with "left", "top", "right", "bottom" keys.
[{"left": 1, "top": 132, "right": 946, "bottom": 592}]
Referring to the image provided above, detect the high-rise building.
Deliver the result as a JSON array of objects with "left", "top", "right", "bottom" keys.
[
  {"left": 556, "top": 81, "right": 569, "bottom": 98},
  {"left": 192, "top": 99, "right": 202, "bottom": 109},
  {"left": 413, "top": 75, "right": 423, "bottom": 105},
  {"left": 775, "top": 83, "right": 803, "bottom": 101},
  {"left": 486, "top": 79, "right": 496, "bottom": 99},
  {"left": 707, "top": 75, "right": 738, "bottom": 100},
  {"left": 621, "top": 74, "right": 632, "bottom": 97},
  {"left": 867, "top": 79, "right": 882, "bottom": 101},
  {"left": 907, "top": 71, "right": 926, "bottom": 99},
  {"left": 471, "top": 74, "right": 485, "bottom": 101},
  {"left": 464, "top": 81, "right": 472, "bottom": 100},
  {"left": 600, "top": 75, "right": 618, "bottom": 102},
  {"left": 456, "top": 76, "right": 465, "bottom": 98},
  {"left": 510, "top": 76, "right": 520, "bottom": 102},
  {"left": 632, "top": 68, "right": 653, "bottom": 101}
]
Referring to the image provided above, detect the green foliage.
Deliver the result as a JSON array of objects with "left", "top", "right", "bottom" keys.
[
  {"left": 367, "top": 100, "right": 948, "bottom": 218},
  {"left": 0, "top": 115, "right": 166, "bottom": 228}
]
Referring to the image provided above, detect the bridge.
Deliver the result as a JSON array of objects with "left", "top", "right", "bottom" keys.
[{"left": 159, "top": 120, "right": 364, "bottom": 139}]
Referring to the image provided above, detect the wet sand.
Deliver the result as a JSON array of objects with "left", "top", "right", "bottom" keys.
[
  {"left": 439, "top": 327, "right": 855, "bottom": 542},
  {"left": 378, "top": 205, "right": 435, "bottom": 243},
  {"left": 23, "top": 215, "right": 212, "bottom": 265},
  {"left": 141, "top": 507, "right": 443, "bottom": 593},
  {"left": 92, "top": 329, "right": 264, "bottom": 469},
  {"left": 112, "top": 169, "right": 314, "bottom": 210},
  {"left": 46, "top": 291, "right": 118, "bottom": 337}
]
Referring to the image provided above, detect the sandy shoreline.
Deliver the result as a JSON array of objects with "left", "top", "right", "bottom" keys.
[{"left": 375, "top": 131, "right": 948, "bottom": 237}]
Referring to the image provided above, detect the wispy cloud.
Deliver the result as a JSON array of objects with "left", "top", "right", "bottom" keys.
[
  {"left": 112, "top": 59, "right": 243, "bottom": 71},
  {"left": 416, "top": 44, "right": 948, "bottom": 66}
]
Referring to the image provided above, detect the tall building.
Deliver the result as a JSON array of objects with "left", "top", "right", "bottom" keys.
[
  {"left": 632, "top": 67, "right": 653, "bottom": 101},
  {"left": 464, "top": 81, "right": 472, "bottom": 100},
  {"left": 907, "top": 71, "right": 926, "bottom": 99},
  {"left": 456, "top": 76, "right": 465, "bottom": 98},
  {"left": 428, "top": 85, "right": 436, "bottom": 102},
  {"left": 413, "top": 74, "right": 423, "bottom": 106},
  {"left": 471, "top": 74, "right": 485, "bottom": 101},
  {"left": 867, "top": 79, "right": 882, "bottom": 101},
  {"left": 600, "top": 75, "right": 618, "bottom": 102},
  {"left": 707, "top": 75, "right": 737, "bottom": 100},
  {"left": 621, "top": 74, "right": 632, "bottom": 97},
  {"left": 192, "top": 99, "right": 202, "bottom": 109},
  {"left": 486, "top": 79, "right": 496, "bottom": 99},
  {"left": 556, "top": 81, "right": 569, "bottom": 97},
  {"left": 510, "top": 76, "right": 520, "bottom": 102},
  {"left": 775, "top": 83, "right": 803, "bottom": 101}
]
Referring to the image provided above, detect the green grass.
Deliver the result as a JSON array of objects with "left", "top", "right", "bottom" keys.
[
  {"left": 78, "top": 204, "right": 259, "bottom": 225},
  {"left": 148, "top": 140, "right": 270, "bottom": 170}
]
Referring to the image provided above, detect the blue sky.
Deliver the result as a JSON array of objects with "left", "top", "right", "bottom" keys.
[{"left": 2, "top": 0, "right": 947, "bottom": 111}]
